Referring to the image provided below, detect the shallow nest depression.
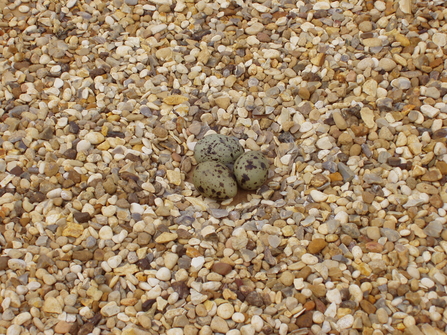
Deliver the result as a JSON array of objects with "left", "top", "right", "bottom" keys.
[{"left": 1, "top": 0, "right": 447, "bottom": 335}]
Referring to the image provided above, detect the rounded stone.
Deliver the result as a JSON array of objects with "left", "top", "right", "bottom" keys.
[
  {"left": 217, "top": 303, "right": 234, "bottom": 319},
  {"left": 99, "top": 226, "right": 113, "bottom": 240},
  {"left": 156, "top": 267, "right": 172, "bottom": 281}
]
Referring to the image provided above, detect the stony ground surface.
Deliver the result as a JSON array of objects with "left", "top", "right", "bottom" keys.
[{"left": 1, "top": 0, "right": 447, "bottom": 334}]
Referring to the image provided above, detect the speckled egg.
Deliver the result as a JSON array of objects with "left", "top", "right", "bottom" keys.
[
  {"left": 233, "top": 151, "right": 269, "bottom": 190},
  {"left": 193, "top": 161, "right": 238, "bottom": 199},
  {"left": 194, "top": 134, "right": 244, "bottom": 165}
]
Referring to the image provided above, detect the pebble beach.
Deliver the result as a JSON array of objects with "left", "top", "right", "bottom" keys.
[{"left": 1, "top": 0, "right": 447, "bottom": 334}]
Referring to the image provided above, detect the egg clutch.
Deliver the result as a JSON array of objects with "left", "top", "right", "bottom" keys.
[{"left": 192, "top": 134, "right": 270, "bottom": 200}]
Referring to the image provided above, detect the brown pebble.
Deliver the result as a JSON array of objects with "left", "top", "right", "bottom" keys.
[
  {"left": 72, "top": 250, "right": 93, "bottom": 261},
  {"left": 171, "top": 281, "right": 189, "bottom": 299},
  {"left": 365, "top": 242, "right": 384, "bottom": 253},
  {"left": 329, "top": 172, "right": 343, "bottom": 182},
  {"left": 54, "top": 321, "right": 76, "bottom": 334},
  {"left": 360, "top": 300, "right": 376, "bottom": 314},
  {"left": 307, "top": 284, "right": 326, "bottom": 297},
  {"left": 44, "top": 162, "right": 59, "bottom": 177},
  {"left": 430, "top": 194, "right": 443, "bottom": 208},
  {"left": 93, "top": 249, "right": 105, "bottom": 261},
  {"left": 73, "top": 212, "right": 91, "bottom": 223},
  {"left": 421, "top": 169, "right": 442, "bottom": 181},
  {"left": 296, "top": 266, "right": 312, "bottom": 279},
  {"left": 67, "top": 170, "right": 82, "bottom": 183},
  {"left": 436, "top": 161, "right": 447, "bottom": 175},
  {"left": 153, "top": 126, "right": 168, "bottom": 138},
  {"left": 362, "top": 191, "right": 375, "bottom": 204},
  {"left": 0, "top": 257, "right": 10, "bottom": 270},
  {"left": 245, "top": 291, "right": 264, "bottom": 307},
  {"left": 296, "top": 311, "right": 313, "bottom": 328},
  {"left": 307, "top": 239, "right": 328, "bottom": 254},
  {"left": 303, "top": 301, "right": 315, "bottom": 311}
]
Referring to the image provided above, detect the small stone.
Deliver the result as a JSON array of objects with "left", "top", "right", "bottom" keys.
[
  {"left": 74, "top": 212, "right": 91, "bottom": 223},
  {"left": 156, "top": 267, "right": 171, "bottom": 281},
  {"left": 378, "top": 58, "right": 397, "bottom": 71},
  {"left": 212, "top": 262, "right": 233, "bottom": 275},
  {"left": 246, "top": 22, "right": 264, "bottom": 35},
  {"left": 99, "top": 226, "right": 113, "bottom": 240},
  {"left": 167, "top": 329, "right": 184, "bottom": 335},
  {"left": 163, "top": 95, "right": 188, "bottom": 105},
  {"left": 8, "top": 259, "right": 26, "bottom": 271},
  {"left": 316, "top": 137, "right": 333, "bottom": 150},
  {"left": 107, "top": 255, "right": 122, "bottom": 268},
  {"left": 337, "top": 314, "right": 354, "bottom": 329},
  {"left": 360, "top": 108, "right": 375, "bottom": 128},
  {"left": 310, "top": 190, "right": 328, "bottom": 202},
  {"left": 101, "top": 301, "right": 120, "bottom": 316},
  {"left": 279, "top": 271, "right": 294, "bottom": 286},
  {"left": 420, "top": 105, "right": 439, "bottom": 118},
  {"left": 423, "top": 221, "right": 443, "bottom": 238},
  {"left": 155, "top": 232, "right": 178, "bottom": 243},
  {"left": 326, "top": 288, "right": 341, "bottom": 304},
  {"left": 84, "top": 132, "right": 105, "bottom": 144},
  {"left": 214, "top": 96, "right": 231, "bottom": 109},
  {"left": 307, "top": 239, "right": 327, "bottom": 254},
  {"left": 54, "top": 321, "right": 75, "bottom": 334},
  {"left": 217, "top": 303, "right": 234, "bottom": 319},
  {"left": 421, "top": 169, "right": 442, "bottom": 181},
  {"left": 72, "top": 250, "right": 93, "bottom": 261},
  {"left": 7, "top": 325, "right": 22, "bottom": 335},
  {"left": 245, "top": 291, "right": 264, "bottom": 307},
  {"left": 433, "top": 33, "right": 447, "bottom": 47},
  {"left": 0, "top": 257, "right": 10, "bottom": 270},
  {"left": 332, "top": 111, "right": 347, "bottom": 130},
  {"left": 44, "top": 162, "right": 59, "bottom": 177},
  {"left": 296, "top": 311, "right": 313, "bottom": 328},
  {"left": 43, "top": 297, "right": 62, "bottom": 314},
  {"left": 341, "top": 223, "right": 360, "bottom": 238},
  {"left": 210, "top": 316, "right": 229, "bottom": 333},
  {"left": 301, "top": 253, "right": 318, "bottom": 265},
  {"left": 337, "top": 163, "right": 355, "bottom": 182}
]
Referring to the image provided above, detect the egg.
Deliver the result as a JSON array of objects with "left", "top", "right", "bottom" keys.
[
  {"left": 193, "top": 161, "right": 238, "bottom": 199},
  {"left": 194, "top": 134, "right": 244, "bottom": 165},
  {"left": 233, "top": 151, "right": 269, "bottom": 190}
]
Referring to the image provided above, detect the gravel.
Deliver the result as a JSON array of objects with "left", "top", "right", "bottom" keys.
[{"left": 1, "top": 0, "right": 447, "bottom": 334}]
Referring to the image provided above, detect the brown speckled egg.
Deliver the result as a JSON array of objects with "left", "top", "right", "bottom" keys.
[
  {"left": 193, "top": 161, "right": 238, "bottom": 199},
  {"left": 233, "top": 151, "right": 269, "bottom": 190},
  {"left": 194, "top": 134, "right": 244, "bottom": 165}
]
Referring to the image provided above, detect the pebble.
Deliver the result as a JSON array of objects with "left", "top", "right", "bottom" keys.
[
  {"left": 156, "top": 267, "right": 171, "bottom": 281},
  {"left": 217, "top": 303, "right": 234, "bottom": 319},
  {"left": 43, "top": 297, "right": 62, "bottom": 314}
]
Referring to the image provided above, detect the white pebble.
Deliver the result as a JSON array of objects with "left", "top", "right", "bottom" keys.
[
  {"left": 84, "top": 132, "right": 105, "bottom": 144},
  {"left": 420, "top": 277, "right": 435, "bottom": 289},
  {"left": 326, "top": 288, "right": 341, "bottom": 304},
  {"left": 313, "top": 311, "right": 324, "bottom": 323},
  {"left": 310, "top": 190, "right": 328, "bottom": 202},
  {"left": 337, "top": 314, "right": 354, "bottom": 329},
  {"left": 217, "top": 303, "right": 234, "bottom": 319},
  {"left": 7, "top": 325, "right": 22, "bottom": 335},
  {"left": 107, "top": 255, "right": 122, "bottom": 269},
  {"left": 76, "top": 140, "right": 91, "bottom": 152},
  {"left": 166, "top": 328, "right": 183, "bottom": 335},
  {"left": 251, "top": 315, "right": 263, "bottom": 332},
  {"left": 190, "top": 256, "right": 205, "bottom": 272},
  {"left": 232, "top": 312, "right": 245, "bottom": 323},
  {"left": 156, "top": 267, "right": 171, "bottom": 281},
  {"left": 351, "top": 246, "right": 363, "bottom": 260},
  {"left": 301, "top": 253, "right": 318, "bottom": 265},
  {"left": 99, "top": 226, "right": 113, "bottom": 239}
]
